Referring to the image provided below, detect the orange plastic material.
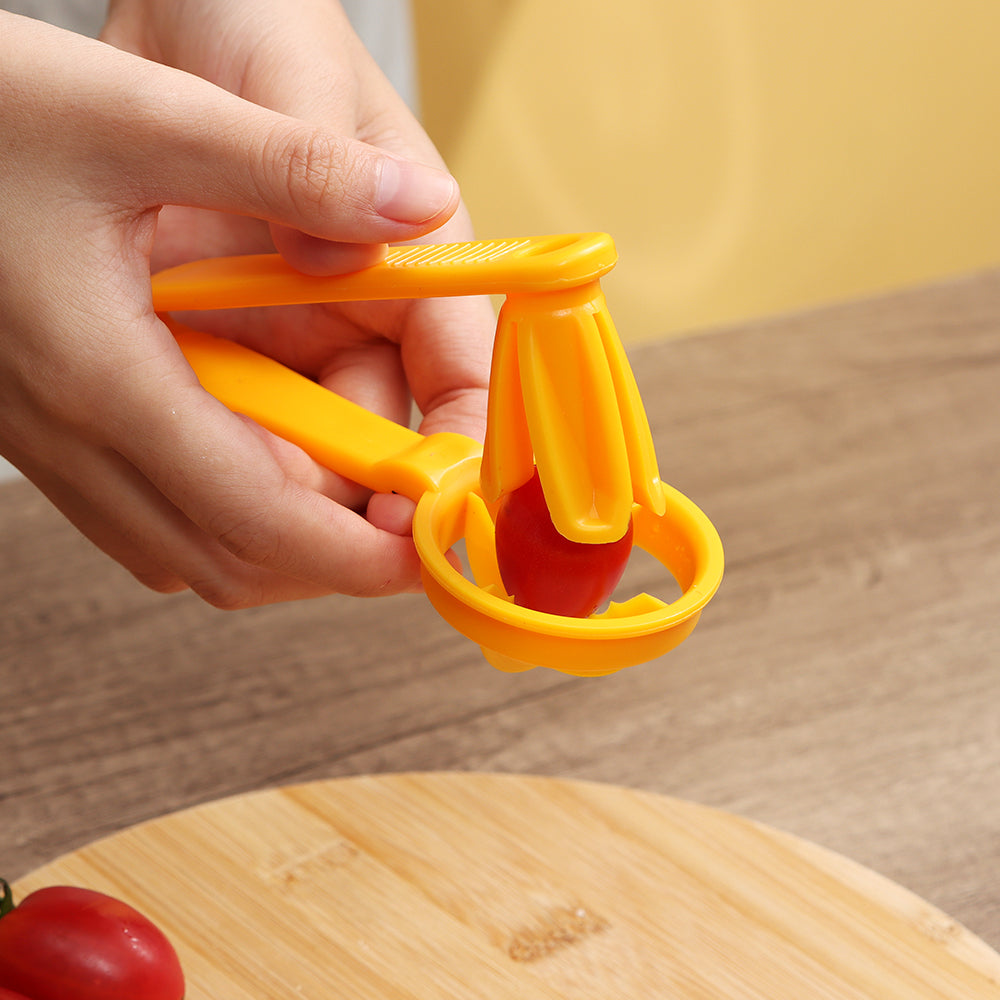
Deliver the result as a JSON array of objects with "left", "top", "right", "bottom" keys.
[
  {"left": 151, "top": 234, "right": 723, "bottom": 675},
  {"left": 150, "top": 233, "right": 619, "bottom": 309}
]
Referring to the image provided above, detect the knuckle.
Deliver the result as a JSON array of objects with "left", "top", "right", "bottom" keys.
[
  {"left": 212, "top": 509, "right": 282, "bottom": 568},
  {"left": 267, "top": 126, "right": 350, "bottom": 219},
  {"left": 184, "top": 560, "right": 268, "bottom": 611},
  {"left": 129, "top": 542, "right": 265, "bottom": 610}
]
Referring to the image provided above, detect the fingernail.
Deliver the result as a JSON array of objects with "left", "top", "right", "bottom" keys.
[{"left": 376, "top": 157, "right": 458, "bottom": 224}]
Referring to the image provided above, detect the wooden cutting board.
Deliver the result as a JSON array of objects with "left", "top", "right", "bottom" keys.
[{"left": 13, "top": 773, "right": 1000, "bottom": 999}]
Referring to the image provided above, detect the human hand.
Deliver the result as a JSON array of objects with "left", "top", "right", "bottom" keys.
[{"left": 0, "top": 9, "right": 494, "bottom": 607}]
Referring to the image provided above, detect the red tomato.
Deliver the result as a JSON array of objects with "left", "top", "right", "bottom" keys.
[
  {"left": 494, "top": 468, "right": 633, "bottom": 617},
  {"left": 0, "top": 988, "right": 34, "bottom": 1000},
  {"left": 0, "top": 880, "right": 184, "bottom": 1000}
]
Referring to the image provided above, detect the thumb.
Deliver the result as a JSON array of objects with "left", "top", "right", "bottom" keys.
[
  {"left": 27, "top": 26, "right": 461, "bottom": 244},
  {"left": 137, "top": 86, "right": 460, "bottom": 244}
]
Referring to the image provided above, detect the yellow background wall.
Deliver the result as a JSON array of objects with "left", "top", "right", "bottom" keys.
[{"left": 414, "top": 1, "right": 1000, "bottom": 341}]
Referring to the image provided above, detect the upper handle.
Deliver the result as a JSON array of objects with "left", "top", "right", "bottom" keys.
[{"left": 150, "top": 233, "right": 617, "bottom": 312}]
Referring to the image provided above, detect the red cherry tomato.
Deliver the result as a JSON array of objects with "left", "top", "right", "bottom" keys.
[
  {"left": 0, "top": 987, "right": 34, "bottom": 1000},
  {"left": 0, "top": 879, "right": 184, "bottom": 1000},
  {"left": 494, "top": 468, "right": 633, "bottom": 617}
]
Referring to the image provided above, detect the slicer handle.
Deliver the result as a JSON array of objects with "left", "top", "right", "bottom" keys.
[
  {"left": 172, "top": 325, "right": 480, "bottom": 500},
  {"left": 151, "top": 233, "right": 617, "bottom": 312}
]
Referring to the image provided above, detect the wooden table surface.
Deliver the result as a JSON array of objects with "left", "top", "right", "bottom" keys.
[{"left": 3, "top": 269, "right": 999, "bottom": 955}]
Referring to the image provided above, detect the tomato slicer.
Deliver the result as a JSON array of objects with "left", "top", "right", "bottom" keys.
[{"left": 151, "top": 233, "right": 723, "bottom": 675}]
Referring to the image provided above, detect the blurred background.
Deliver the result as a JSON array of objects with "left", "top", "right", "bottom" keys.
[{"left": 412, "top": 0, "right": 1000, "bottom": 342}]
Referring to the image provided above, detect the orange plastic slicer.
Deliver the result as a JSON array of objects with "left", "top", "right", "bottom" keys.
[{"left": 151, "top": 234, "right": 724, "bottom": 676}]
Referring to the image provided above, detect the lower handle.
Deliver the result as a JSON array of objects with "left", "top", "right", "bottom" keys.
[{"left": 171, "top": 324, "right": 478, "bottom": 499}]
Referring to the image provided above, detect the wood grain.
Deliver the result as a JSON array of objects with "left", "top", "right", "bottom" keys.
[
  {"left": 12, "top": 775, "right": 1000, "bottom": 999},
  {"left": 3, "top": 268, "right": 1000, "bottom": 956}
]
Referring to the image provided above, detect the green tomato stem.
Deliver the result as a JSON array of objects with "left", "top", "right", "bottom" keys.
[{"left": 0, "top": 878, "right": 13, "bottom": 917}]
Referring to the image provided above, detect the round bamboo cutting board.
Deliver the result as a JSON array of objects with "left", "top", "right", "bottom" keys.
[{"left": 13, "top": 773, "right": 1000, "bottom": 998}]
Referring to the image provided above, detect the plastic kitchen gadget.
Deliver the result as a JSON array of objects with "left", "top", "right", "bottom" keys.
[{"left": 151, "top": 233, "right": 723, "bottom": 675}]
